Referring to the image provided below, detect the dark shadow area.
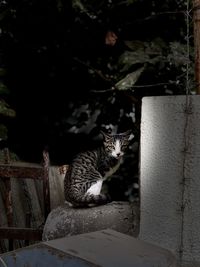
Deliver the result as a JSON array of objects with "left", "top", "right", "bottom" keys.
[{"left": 0, "top": 0, "right": 194, "bottom": 202}]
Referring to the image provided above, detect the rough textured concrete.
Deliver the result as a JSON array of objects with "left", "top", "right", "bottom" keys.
[
  {"left": 42, "top": 201, "right": 139, "bottom": 241},
  {"left": 44, "top": 229, "right": 178, "bottom": 267},
  {"left": 139, "top": 96, "right": 200, "bottom": 266}
]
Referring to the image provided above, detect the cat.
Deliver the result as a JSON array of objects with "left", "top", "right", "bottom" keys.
[{"left": 64, "top": 130, "right": 133, "bottom": 207}]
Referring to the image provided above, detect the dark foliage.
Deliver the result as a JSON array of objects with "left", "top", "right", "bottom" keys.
[{"left": 0, "top": 0, "right": 194, "bottom": 201}]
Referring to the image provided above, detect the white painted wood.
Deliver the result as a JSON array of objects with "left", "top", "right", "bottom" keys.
[{"left": 139, "top": 96, "right": 200, "bottom": 266}]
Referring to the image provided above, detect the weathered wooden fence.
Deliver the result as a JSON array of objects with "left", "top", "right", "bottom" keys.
[{"left": 0, "top": 149, "right": 67, "bottom": 253}]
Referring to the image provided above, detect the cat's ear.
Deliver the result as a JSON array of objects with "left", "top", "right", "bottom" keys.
[
  {"left": 100, "top": 131, "right": 112, "bottom": 140},
  {"left": 123, "top": 130, "right": 132, "bottom": 135},
  {"left": 122, "top": 130, "right": 134, "bottom": 141}
]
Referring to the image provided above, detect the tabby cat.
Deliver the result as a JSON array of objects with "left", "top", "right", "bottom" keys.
[{"left": 64, "top": 130, "right": 132, "bottom": 207}]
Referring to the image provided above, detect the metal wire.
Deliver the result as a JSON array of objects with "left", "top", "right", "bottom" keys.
[{"left": 179, "top": 1, "right": 194, "bottom": 263}]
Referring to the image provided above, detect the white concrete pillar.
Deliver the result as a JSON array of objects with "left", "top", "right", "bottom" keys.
[{"left": 139, "top": 96, "right": 200, "bottom": 266}]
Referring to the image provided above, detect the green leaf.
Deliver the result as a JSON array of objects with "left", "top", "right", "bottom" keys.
[
  {"left": 115, "top": 0, "right": 138, "bottom": 6},
  {"left": 124, "top": 40, "right": 145, "bottom": 51},
  {"left": 168, "top": 42, "right": 194, "bottom": 67},
  {"left": 120, "top": 39, "right": 165, "bottom": 72},
  {"left": 72, "top": 0, "right": 97, "bottom": 19},
  {"left": 0, "top": 83, "right": 9, "bottom": 95},
  {"left": 0, "top": 68, "right": 7, "bottom": 76},
  {"left": 0, "top": 124, "right": 8, "bottom": 140},
  {"left": 118, "top": 51, "right": 149, "bottom": 72},
  {"left": 72, "top": 0, "right": 85, "bottom": 11},
  {"left": 0, "top": 100, "right": 16, "bottom": 117},
  {"left": 115, "top": 66, "right": 145, "bottom": 90},
  {"left": 0, "top": 9, "right": 9, "bottom": 22}
]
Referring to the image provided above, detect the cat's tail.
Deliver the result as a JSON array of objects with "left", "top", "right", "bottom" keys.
[{"left": 69, "top": 193, "right": 111, "bottom": 207}]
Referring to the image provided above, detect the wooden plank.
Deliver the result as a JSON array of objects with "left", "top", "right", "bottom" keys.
[
  {"left": 0, "top": 156, "right": 49, "bottom": 247},
  {"left": 3, "top": 177, "right": 14, "bottom": 250},
  {"left": 3, "top": 178, "right": 13, "bottom": 227},
  {"left": 43, "top": 151, "right": 50, "bottom": 219},
  {"left": 0, "top": 227, "right": 43, "bottom": 241},
  {"left": 25, "top": 212, "right": 31, "bottom": 246},
  {"left": 0, "top": 165, "right": 44, "bottom": 179}
]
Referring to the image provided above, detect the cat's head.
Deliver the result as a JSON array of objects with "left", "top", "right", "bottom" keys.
[{"left": 101, "top": 130, "right": 133, "bottom": 159}]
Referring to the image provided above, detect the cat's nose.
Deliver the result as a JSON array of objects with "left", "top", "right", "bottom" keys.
[{"left": 116, "top": 153, "right": 121, "bottom": 157}]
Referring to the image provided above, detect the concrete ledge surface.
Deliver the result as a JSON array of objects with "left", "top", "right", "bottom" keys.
[
  {"left": 42, "top": 201, "right": 139, "bottom": 241},
  {"left": 44, "top": 229, "right": 178, "bottom": 267}
]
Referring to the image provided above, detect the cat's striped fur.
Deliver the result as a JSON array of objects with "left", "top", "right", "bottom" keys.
[{"left": 64, "top": 131, "right": 132, "bottom": 207}]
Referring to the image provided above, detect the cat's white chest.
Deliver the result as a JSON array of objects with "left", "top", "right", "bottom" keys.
[
  {"left": 87, "top": 180, "right": 103, "bottom": 196},
  {"left": 104, "top": 159, "right": 122, "bottom": 179}
]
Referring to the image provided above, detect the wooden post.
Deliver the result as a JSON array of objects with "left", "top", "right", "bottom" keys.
[
  {"left": 4, "top": 178, "right": 13, "bottom": 251},
  {"left": 3, "top": 148, "right": 13, "bottom": 251},
  {"left": 43, "top": 150, "right": 50, "bottom": 220},
  {"left": 193, "top": 0, "right": 200, "bottom": 94}
]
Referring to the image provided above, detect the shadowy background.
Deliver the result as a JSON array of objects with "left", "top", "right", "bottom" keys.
[{"left": 0, "top": 0, "right": 194, "bottom": 201}]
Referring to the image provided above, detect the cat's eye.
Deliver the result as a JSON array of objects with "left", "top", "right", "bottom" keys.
[{"left": 122, "top": 142, "right": 129, "bottom": 149}]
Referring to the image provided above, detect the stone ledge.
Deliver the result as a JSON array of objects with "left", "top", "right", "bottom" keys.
[{"left": 42, "top": 201, "right": 139, "bottom": 241}]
